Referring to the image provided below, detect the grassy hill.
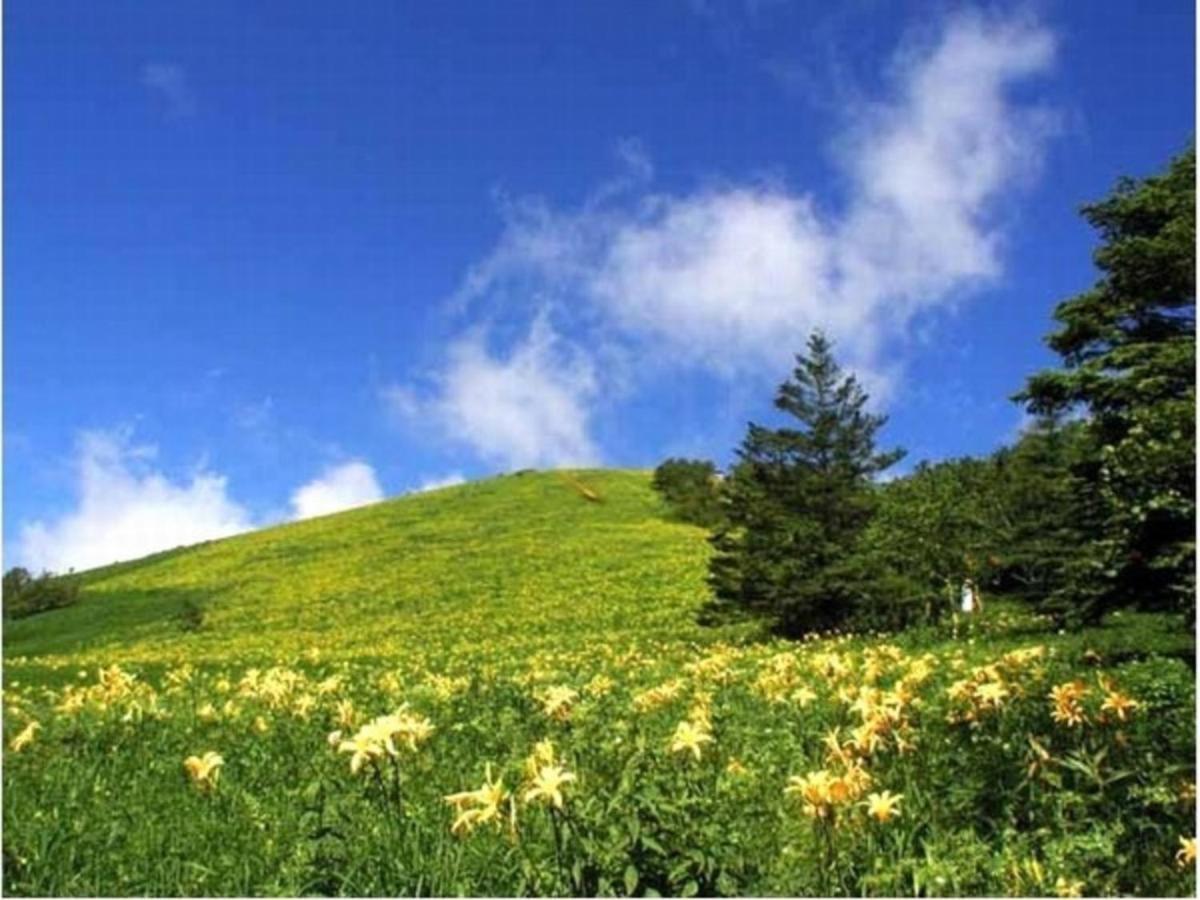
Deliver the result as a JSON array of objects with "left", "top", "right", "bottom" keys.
[
  {"left": 4, "top": 469, "right": 721, "bottom": 666},
  {"left": 3, "top": 468, "right": 1194, "bottom": 896}
]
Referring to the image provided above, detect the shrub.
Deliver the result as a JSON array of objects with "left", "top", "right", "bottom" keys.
[
  {"left": 651, "top": 458, "right": 722, "bottom": 528},
  {"left": 178, "top": 597, "right": 207, "bottom": 632},
  {"left": 2, "top": 567, "right": 81, "bottom": 619}
]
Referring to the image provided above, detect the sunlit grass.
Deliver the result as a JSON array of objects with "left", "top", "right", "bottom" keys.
[{"left": 2, "top": 470, "right": 1195, "bottom": 895}]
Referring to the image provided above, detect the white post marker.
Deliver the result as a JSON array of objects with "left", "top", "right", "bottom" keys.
[{"left": 961, "top": 579, "right": 977, "bottom": 613}]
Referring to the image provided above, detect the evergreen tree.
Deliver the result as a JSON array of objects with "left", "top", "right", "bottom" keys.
[
  {"left": 855, "top": 455, "right": 1008, "bottom": 627},
  {"left": 1016, "top": 147, "right": 1196, "bottom": 622},
  {"left": 989, "top": 418, "right": 1096, "bottom": 612},
  {"left": 707, "top": 332, "right": 903, "bottom": 635},
  {"left": 651, "top": 458, "right": 723, "bottom": 528}
]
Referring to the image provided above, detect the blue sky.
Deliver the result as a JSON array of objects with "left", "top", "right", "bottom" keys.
[{"left": 4, "top": 1, "right": 1194, "bottom": 572}]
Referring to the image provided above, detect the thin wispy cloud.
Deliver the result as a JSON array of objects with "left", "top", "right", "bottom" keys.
[
  {"left": 388, "top": 10, "right": 1059, "bottom": 468},
  {"left": 141, "top": 63, "right": 197, "bottom": 119}
]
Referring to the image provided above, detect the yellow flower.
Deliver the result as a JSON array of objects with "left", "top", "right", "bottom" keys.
[
  {"left": 947, "top": 679, "right": 975, "bottom": 702},
  {"left": 524, "top": 739, "right": 557, "bottom": 778},
  {"left": 725, "top": 757, "right": 749, "bottom": 777},
  {"left": 335, "top": 698, "right": 356, "bottom": 728},
  {"left": 689, "top": 692, "right": 713, "bottom": 730},
  {"left": 786, "top": 765, "right": 870, "bottom": 819},
  {"left": 9, "top": 721, "right": 39, "bottom": 753},
  {"left": 391, "top": 710, "right": 436, "bottom": 751},
  {"left": 1049, "top": 681, "right": 1088, "bottom": 728},
  {"left": 633, "top": 679, "right": 683, "bottom": 712},
  {"left": 524, "top": 764, "right": 576, "bottom": 809},
  {"left": 792, "top": 686, "right": 817, "bottom": 707},
  {"left": 1176, "top": 836, "right": 1196, "bottom": 868},
  {"left": 337, "top": 730, "right": 385, "bottom": 774},
  {"left": 539, "top": 686, "right": 579, "bottom": 722},
  {"left": 183, "top": 751, "right": 224, "bottom": 792},
  {"left": 1099, "top": 688, "right": 1138, "bottom": 722},
  {"left": 1055, "top": 876, "right": 1084, "bottom": 897},
  {"left": 1179, "top": 780, "right": 1196, "bottom": 806},
  {"left": 584, "top": 673, "right": 614, "bottom": 697},
  {"left": 358, "top": 716, "right": 401, "bottom": 756},
  {"left": 864, "top": 790, "right": 902, "bottom": 823},
  {"left": 444, "top": 763, "right": 509, "bottom": 836},
  {"left": 252, "top": 715, "right": 270, "bottom": 734},
  {"left": 326, "top": 729, "right": 343, "bottom": 749},
  {"left": 669, "top": 720, "right": 713, "bottom": 761},
  {"left": 822, "top": 727, "right": 854, "bottom": 767},
  {"left": 851, "top": 718, "right": 886, "bottom": 756},
  {"left": 975, "top": 680, "right": 1009, "bottom": 708}
]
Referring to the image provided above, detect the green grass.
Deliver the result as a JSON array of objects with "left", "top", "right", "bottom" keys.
[
  {"left": 5, "top": 469, "right": 722, "bottom": 666},
  {"left": 2, "top": 469, "right": 1195, "bottom": 896}
]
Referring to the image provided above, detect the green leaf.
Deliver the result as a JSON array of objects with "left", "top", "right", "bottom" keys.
[{"left": 624, "top": 865, "right": 639, "bottom": 896}]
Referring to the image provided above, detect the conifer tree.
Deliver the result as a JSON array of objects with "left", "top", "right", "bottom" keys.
[
  {"left": 1017, "top": 147, "right": 1195, "bottom": 622},
  {"left": 708, "top": 331, "right": 903, "bottom": 635}
]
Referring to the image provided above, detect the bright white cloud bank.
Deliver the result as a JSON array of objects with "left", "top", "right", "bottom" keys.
[
  {"left": 289, "top": 461, "right": 384, "bottom": 520},
  {"left": 389, "top": 11, "right": 1057, "bottom": 465},
  {"left": 17, "top": 434, "right": 390, "bottom": 572},
  {"left": 17, "top": 431, "right": 254, "bottom": 573}
]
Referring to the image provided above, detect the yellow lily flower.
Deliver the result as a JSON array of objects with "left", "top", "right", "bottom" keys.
[
  {"left": 337, "top": 730, "right": 384, "bottom": 774},
  {"left": 183, "top": 751, "right": 224, "bottom": 792},
  {"left": 1177, "top": 836, "right": 1196, "bottom": 868},
  {"left": 444, "top": 763, "right": 509, "bottom": 836},
  {"left": 1099, "top": 689, "right": 1138, "bottom": 722},
  {"left": 9, "top": 721, "right": 39, "bottom": 753},
  {"left": 975, "top": 680, "right": 1009, "bottom": 708},
  {"left": 669, "top": 720, "right": 713, "bottom": 761},
  {"left": 524, "top": 764, "right": 576, "bottom": 809},
  {"left": 1055, "top": 876, "right": 1084, "bottom": 897},
  {"left": 864, "top": 789, "right": 902, "bottom": 823}
]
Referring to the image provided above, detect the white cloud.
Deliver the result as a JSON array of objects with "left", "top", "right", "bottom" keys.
[
  {"left": 831, "top": 12, "right": 1057, "bottom": 327},
  {"left": 412, "top": 472, "right": 467, "bottom": 493},
  {"left": 141, "top": 63, "right": 196, "bottom": 119},
  {"left": 397, "top": 11, "right": 1057, "bottom": 463},
  {"left": 17, "top": 431, "right": 253, "bottom": 573},
  {"left": 290, "top": 461, "right": 385, "bottom": 520},
  {"left": 388, "top": 314, "right": 599, "bottom": 470}
]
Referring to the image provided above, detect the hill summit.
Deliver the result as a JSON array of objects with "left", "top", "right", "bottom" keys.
[{"left": 4, "top": 470, "right": 717, "bottom": 665}]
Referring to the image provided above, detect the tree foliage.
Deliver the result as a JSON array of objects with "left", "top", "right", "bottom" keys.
[
  {"left": 707, "top": 332, "right": 903, "bottom": 635},
  {"left": 1017, "top": 146, "right": 1196, "bottom": 622},
  {"left": 3, "top": 567, "right": 81, "bottom": 620},
  {"left": 651, "top": 458, "right": 723, "bottom": 528},
  {"left": 855, "top": 456, "right": 1007, "bottom": 626}
]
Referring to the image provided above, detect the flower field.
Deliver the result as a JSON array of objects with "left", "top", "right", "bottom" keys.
[{"left": 2, "top": 471, "right": 1195, "bottom": 896}]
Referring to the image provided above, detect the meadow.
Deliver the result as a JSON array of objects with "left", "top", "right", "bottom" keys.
[{"left": 3, "top": 470, "right": 1196, "bottom": 896}]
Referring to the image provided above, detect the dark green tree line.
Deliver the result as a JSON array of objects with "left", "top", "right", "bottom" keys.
[
  {"left": 1017, "top": 146, "right": 1195, "bottom": 623},
  {"left": 685, "top": 145, "right": 1194, "bottom": 637}
]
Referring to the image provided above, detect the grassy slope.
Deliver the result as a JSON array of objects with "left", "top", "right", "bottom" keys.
[
  {"left": 4, "top": 469, "right": 722, "bottom": 666},
  {"left": 3, "top": 470, "right": 1195, "bottom": 895}
]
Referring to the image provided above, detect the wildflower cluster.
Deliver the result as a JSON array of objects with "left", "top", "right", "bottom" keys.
[{"left": 334, "top": 707, "right": 435, "bottom": 774}]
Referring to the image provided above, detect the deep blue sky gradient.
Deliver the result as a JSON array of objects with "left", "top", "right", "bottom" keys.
[{"left": 4, "top": 1, "right": 1195, "bottom": 564}]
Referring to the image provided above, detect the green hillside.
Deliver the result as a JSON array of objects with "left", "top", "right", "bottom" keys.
[
  {"left": 4, "top": 469, "right": 722, "bottom": 666},
  {"left": 3, "top": 469, "right": 1195, "bottom": 896}
]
